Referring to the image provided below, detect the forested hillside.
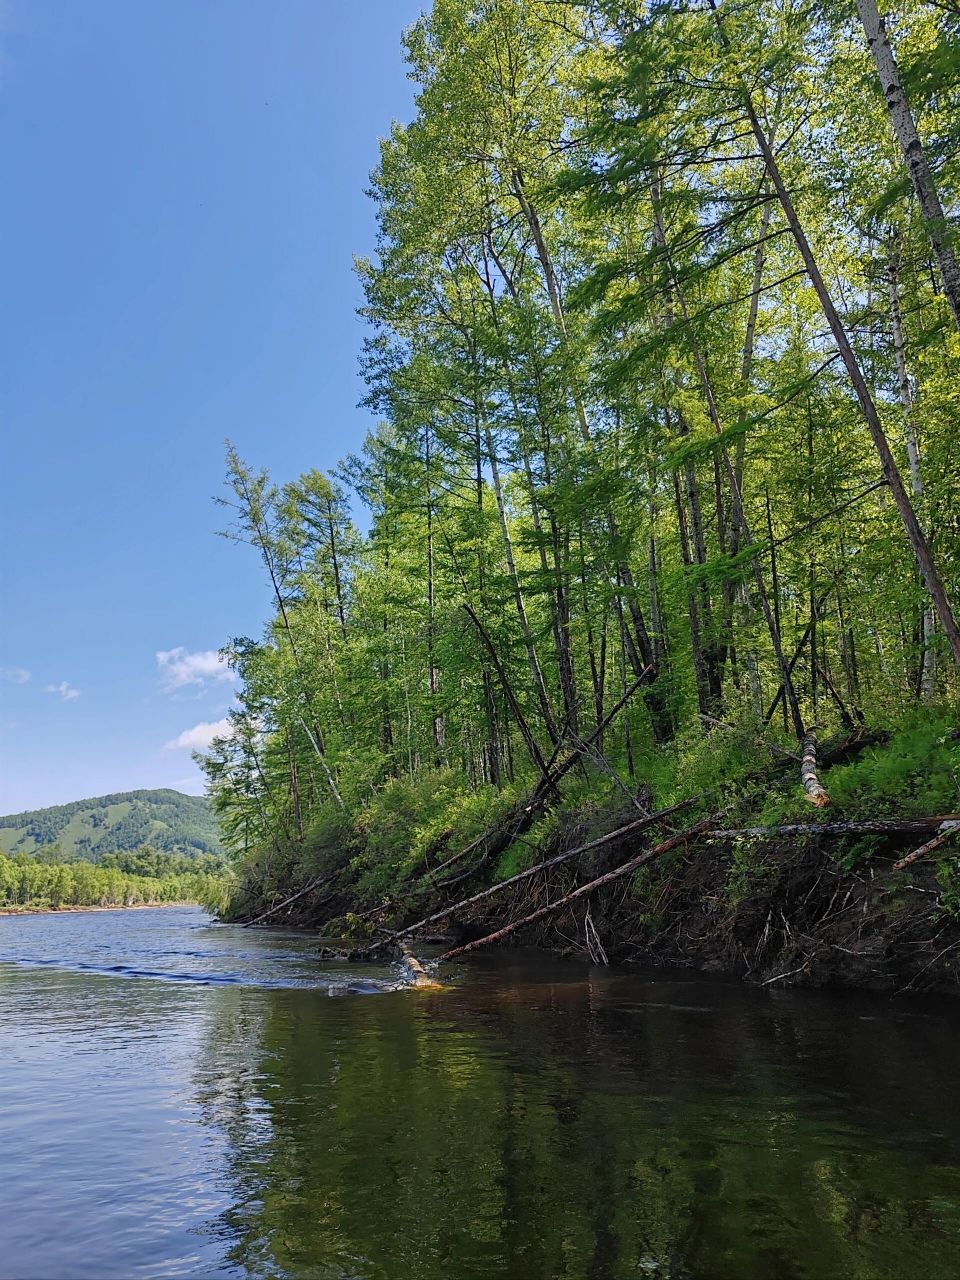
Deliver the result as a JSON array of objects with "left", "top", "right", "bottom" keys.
[
  {"left": 203, "top": 0, "right": 960, "bottom": 986},
  {"left": 0, "top": 790, "right": 224, "bottom": 861}
]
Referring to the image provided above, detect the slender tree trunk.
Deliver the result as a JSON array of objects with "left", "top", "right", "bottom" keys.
[
  {"left": 287, "top": 729, "right": 303, "bottom": 841},
  {"left": 887, "top": 240, "right": 935, "bottom": 698},
  {"left": 713, "top": 17, "right": 960, "bottom": 666},
  {"left": 856, "top": 0, "right": 960, "bottom": 331},
  {"left": 509, "top": 169, "right": 669, "bottom": 738},
  {"left": 652, "top": 190, "right": 806, "bottom": 737},
  {"left": 481, "top": 422, "right": 563, "bottom": 742},
  {"left": 674, "top": 469, "right": 712, "bottom": 716}
]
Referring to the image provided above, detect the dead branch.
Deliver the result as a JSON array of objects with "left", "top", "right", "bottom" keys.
[
  {"left": 892, "top": 822, "right": 960, "bottom": 871},
  {"left": 242, "top": 870, "right": 339, "bottom": 928},
  {"left": 416, "top": 670, "right": 651, "bottom": 883}
]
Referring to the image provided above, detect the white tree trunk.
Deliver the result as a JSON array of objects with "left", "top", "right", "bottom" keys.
[
  {"left": 887, "top": 244, "right": 935, "bottom": 698},
  {"left": 857, "top": 0, "right": 960, "bottom": 331}
]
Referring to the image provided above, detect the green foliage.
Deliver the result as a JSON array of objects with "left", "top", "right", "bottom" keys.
[
  {"left": 353, "top": 770, "right": 517, "bottom": 900},
  {"left": 198, "top": 0, "right": 960, "bottom": 923},
  {"left": 936, "top": 857, "right": 960, "bottom": 917},
  {"left": 725, "top": 839, "right": 775, "bottom": 907},
  {"left": 758, "top": 712, "right": 960, "bottom": 830},
  {"left": 825, "top": 718, "right": 960, "bottom": 819}
]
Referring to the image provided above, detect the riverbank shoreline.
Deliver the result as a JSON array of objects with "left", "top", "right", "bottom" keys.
[
  {"left": 235, "top": 816, "right": 960, "bottom": 997},
  {"left": 0, "top": 901, "right": 201, "bottom": 918}
]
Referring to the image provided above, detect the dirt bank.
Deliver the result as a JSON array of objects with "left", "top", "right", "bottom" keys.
[{"left": 431, "top": 823, "right": 960, "bottom": 995}]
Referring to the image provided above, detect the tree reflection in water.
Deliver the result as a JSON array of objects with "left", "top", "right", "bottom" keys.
[{"left": 193, "top": 957, "right": 960, "bottom": 1280}]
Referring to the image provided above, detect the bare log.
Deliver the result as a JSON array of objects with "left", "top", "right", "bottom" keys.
[
  {"left": 438, "top": 816, "right": 717, "bottom": 962},
  {"left": 893, "top": 822, "right": 960, "bottom": 872},
  {"left": 707, "top": 817, "right": 960, "bottom": 840},
  {"left": 801, "top": 729, "right": 832, "bottom": 808},
  {"left": 396, "top": 941, "right": 445, "bottom": 990}
]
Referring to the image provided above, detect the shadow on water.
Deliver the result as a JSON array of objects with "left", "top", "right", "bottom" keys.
[{"left": 3, "top": 909, "right": 960, "bottom": 1278}]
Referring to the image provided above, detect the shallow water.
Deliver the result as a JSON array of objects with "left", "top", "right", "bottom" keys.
[{"left": 2, "top": 906, "right": 960, "bottom": 1279}]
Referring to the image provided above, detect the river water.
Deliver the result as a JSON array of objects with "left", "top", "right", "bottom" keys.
[{"left": 2, "top": 907, "right": 960, "bottom": 1279}]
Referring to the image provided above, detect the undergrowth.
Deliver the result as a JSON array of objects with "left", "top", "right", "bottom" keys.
[{"left": 221, "top": 707, "right": 960, "bottom": 923}]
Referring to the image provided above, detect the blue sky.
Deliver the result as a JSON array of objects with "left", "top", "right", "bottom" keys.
[{"left": 0, "top": 0, "right": 425, "bottom": 812}]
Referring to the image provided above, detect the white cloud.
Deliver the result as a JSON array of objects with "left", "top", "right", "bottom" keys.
[
  {"left": 166, "top": 718, "right": 233, "bottom": 752},
  {"left": 1, "top": 666, "right": 30, "bottom": 684},
  {"left": 156, "top": 646, "right": 235, "bottom": 692},
  {"left": 44, "top": 680, "right": 80, "bottom": 701}
]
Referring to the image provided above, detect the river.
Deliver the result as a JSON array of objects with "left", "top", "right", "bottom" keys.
[{"left": 1, "top": 906, "right": 959, "bottom": 1279}]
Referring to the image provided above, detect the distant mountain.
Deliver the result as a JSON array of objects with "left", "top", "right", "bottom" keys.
[{"left": 0, "top": 789, "right": 224, "bottom": 861}]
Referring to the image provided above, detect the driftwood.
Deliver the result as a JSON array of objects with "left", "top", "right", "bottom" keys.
[
  {"left": 243, "top": 871, "right": 338, "bottom": 928},
  {"left": 376, "top": 797, "right": 699, "bottom": 949},
  {"left": 892, "top": 822, "right": 960, "bottom": 872},
  {"left": 583, "top": 905, "right": 609, "bottom": 966},
  {"left": 438, "top": 816, "right": 717, "bottom": 962},
  {"left": 707, "top": 817, "right": 960, "bottom": 840},
  {"left": 801, "top": 729, "right": 832, "bottom": 807},
  {"left": 396, "top": 941, "right": 444, "bottom": 990}
]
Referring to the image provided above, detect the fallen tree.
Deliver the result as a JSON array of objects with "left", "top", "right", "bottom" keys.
[
  {"left": 368, "top": 796, "right": 700, "bottom": 952},
  {"left": 438, "top": 815, "right": 718, "bottom": 962},
  {"left": 801, "top": 729, "right": 832, "bottom": 808},
  {"left": 332, "top": 672, "right": 654, "bottom": 935},
  {"left": 242, "top": 870, "right": 340, "bottom": 928},
  {"left": 893, "top": 822, "right": 960, "bottom": 872},
  {"left": 706, "top": 817, "right": 960, "bottom": 840}
]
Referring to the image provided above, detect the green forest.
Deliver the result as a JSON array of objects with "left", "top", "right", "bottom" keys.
[
  {"left": 201, "top": 0, "right": 960, "bottom": 983},
  {"left": 0, "top": 789, "right": 225, "bottom": 861}
]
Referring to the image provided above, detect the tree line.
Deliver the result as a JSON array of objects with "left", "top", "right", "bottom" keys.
[
  {"left": 0, "top": 845, "right": 229, "bottom": 912},
  {"left": 202, "top": 0, "right": 960, "bottom": 905}
]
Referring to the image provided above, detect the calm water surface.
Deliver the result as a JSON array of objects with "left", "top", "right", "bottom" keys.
[{"left": 2, "top": 906, "right": 960, "bottom": 1279}]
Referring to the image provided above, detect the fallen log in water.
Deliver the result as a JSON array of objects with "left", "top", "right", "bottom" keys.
[
  {"left": 396, "top": 941, "right": 445, "bottom": 990},
  {"left": 438, "top": 815, "right": 718, "bottom": 962},
  {"left": 801, "top": 729, "right": 832, "bottom": 808}
]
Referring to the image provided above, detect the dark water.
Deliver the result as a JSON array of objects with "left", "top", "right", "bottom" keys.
[{"left": 2, "top": 908, "right": 960, "bottom": 1279}]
